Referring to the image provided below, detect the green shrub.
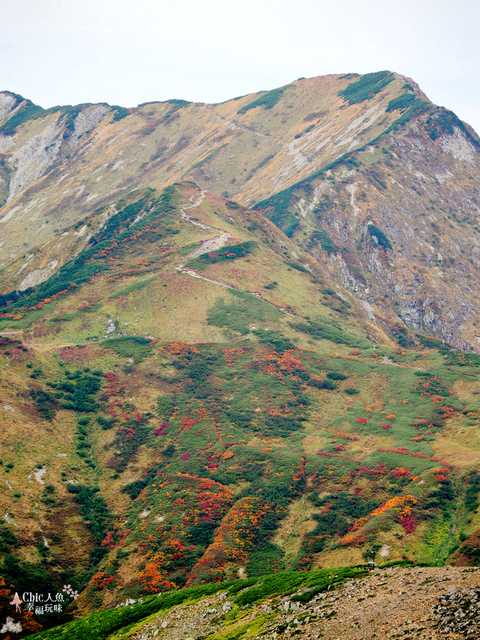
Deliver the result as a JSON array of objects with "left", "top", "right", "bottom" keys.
[
  {"left": 30, "top": 388, "right": 58, "bottom": 421},
  {"left": 425, "top": 109, "right": 480, "bottom": 148},
  {"left": 292, "top": 318, "right": 368, "bottom": 348},
  {"left": 294, "top": 124, "right": 315, "bottom": 139},
  {"left": 367, "top": 223, "right": 392, "bottom": 250},
  {"left": 67, "top": 485, "right": 112, "bottom": 544},
  {"left": 102, "top": 336, "right": 152, "bottom": 363},
  {"left": 286, "top": 260, "right": 308, "bottom": 273},
  {"left": 58, "top": 370, "right": 101, "bottom": 412},
  {"left": 237, "top": 88, "right": 285, "bottom": 115},
  {"left": 308, "top": 229, "right": 336, "bottom": 254},
  {"left": 187, "top": 241, "right": 256, "bottom": 270},
  {"left": 254, "top": 187, "right": 297, "bottom": 236},
  {"left": 253, "top": 329, "right": 296, "bottom": 352},
  {"left": 386, "top": 93, "right": 417, "bottom": 111},
  {"left": 111, "top": 106, "right": 130, "bottom": 121},
  {"left": 162, "top": 444, "right": 176, "bottom": 457},
  {"left": 246, "top": 542, "right": 285, "bottom": 576},
  {"left": 327, "top": 371, "right": 348, "bottom": 380},
  {"left": 264, "top": 281, "right": 278, "bottom": 290},
  {"left": 284, "top": 219, "right": 299, "bottom": 238},
  {"left": 97, "top": 416, "right": 116, "bottom": 430},
  {"left": 338, "top": 71, "right": 393, "bottom": 105},
  {"left": 465, "top": 471, "right": 480, "bottom": 512},
  {"left": 310, "top": 378, "right": 337, "bottom": 390}
]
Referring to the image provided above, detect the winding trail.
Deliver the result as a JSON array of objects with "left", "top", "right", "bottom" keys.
[
  {"left": 176, "top": 189, "right": 234, "bottom": 289},
  {"left": 175, "top": 189, "right": 297, "bottom": 317}
]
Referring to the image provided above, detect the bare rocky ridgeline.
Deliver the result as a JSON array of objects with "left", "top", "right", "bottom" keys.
[{"left": 117, "top": 566, "right": 480, "bottom": 640}]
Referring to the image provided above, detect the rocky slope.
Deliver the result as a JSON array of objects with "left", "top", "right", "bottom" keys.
[
  {"left": 23, "top": 565, "right": 480, "bottom": 640},
  {"left": 256, "top": 104, "right": 480, "bottom": 352},
  {"left": 0, "top": 72, "right": 422, "bottom": 265}
]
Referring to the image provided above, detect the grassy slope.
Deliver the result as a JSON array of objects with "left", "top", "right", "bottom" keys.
[
  {"left": 0, "top": 72, "right": 414, "bottom": 269},
  {"left": 0, "top": 184, "right": 479, "bottom": 637}
]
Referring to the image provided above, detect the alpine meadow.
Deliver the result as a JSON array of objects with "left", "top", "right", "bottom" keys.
[{"left": 1, "top": 71, "right": 480, "bottom": 639}]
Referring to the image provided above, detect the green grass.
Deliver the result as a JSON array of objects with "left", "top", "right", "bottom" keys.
[
  {"left": 108, "top": 276, "right": 156, "bottom": 300},
  {"left": 101, "top": 336, "right": 153, "bottom": 363},
  {"left": 207, "top": 289, "right": 279, "bottom": 335},
  {"left": 292, "top": 318, "right": 369, "bottom": 348},
  {"left": 187, "top": 241, "right": 256, "bottom": 270}
]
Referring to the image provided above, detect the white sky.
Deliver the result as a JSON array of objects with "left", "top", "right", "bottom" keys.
[{"left": 1, "top": 0, "right": 480, "bottom": 134}]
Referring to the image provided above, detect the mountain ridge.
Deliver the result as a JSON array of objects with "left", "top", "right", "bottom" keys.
[{"left": 1, "top": 70, "right": 479, "bottom": 351}]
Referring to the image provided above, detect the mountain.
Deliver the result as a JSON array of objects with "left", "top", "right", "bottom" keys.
[
  {"left": 0, "top": 72, "right": 480, "bottom": 636},
  {"left": 1, "top": 71, "right": 480, "bottom": 352}
]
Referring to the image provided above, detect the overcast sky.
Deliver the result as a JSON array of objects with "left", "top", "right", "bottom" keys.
[{"left": 1, "top": 0, "right": 479, "bottom": 134}]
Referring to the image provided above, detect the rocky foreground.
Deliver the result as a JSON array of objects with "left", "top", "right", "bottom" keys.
[{"left": 120, "top": 566, "right": 480, "bottom": 640}]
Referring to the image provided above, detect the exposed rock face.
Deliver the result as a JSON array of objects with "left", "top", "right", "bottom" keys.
[
  {"left": 258, "top": 108, "right": 480, "bottom": 350},
  {"left": 6, "top": 122, "right": 64, "bottom": 202},
  {"left": 432, "top": 587, "right": 480, "bottom": 637},
  {"left": 0, "top": 92, "right": 19, "bottom": 125},
  {"left": 18, "top": 260, "right": 59, "bottom": 290}
]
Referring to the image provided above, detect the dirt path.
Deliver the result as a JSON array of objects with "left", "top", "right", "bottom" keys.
[{"left": 176, "top": 189, "right": 235, "bottom": 289}]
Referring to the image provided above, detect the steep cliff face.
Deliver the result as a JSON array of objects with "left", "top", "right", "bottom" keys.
[{"left": 257, "top": 106, "right": 480, "bottom": 351}]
